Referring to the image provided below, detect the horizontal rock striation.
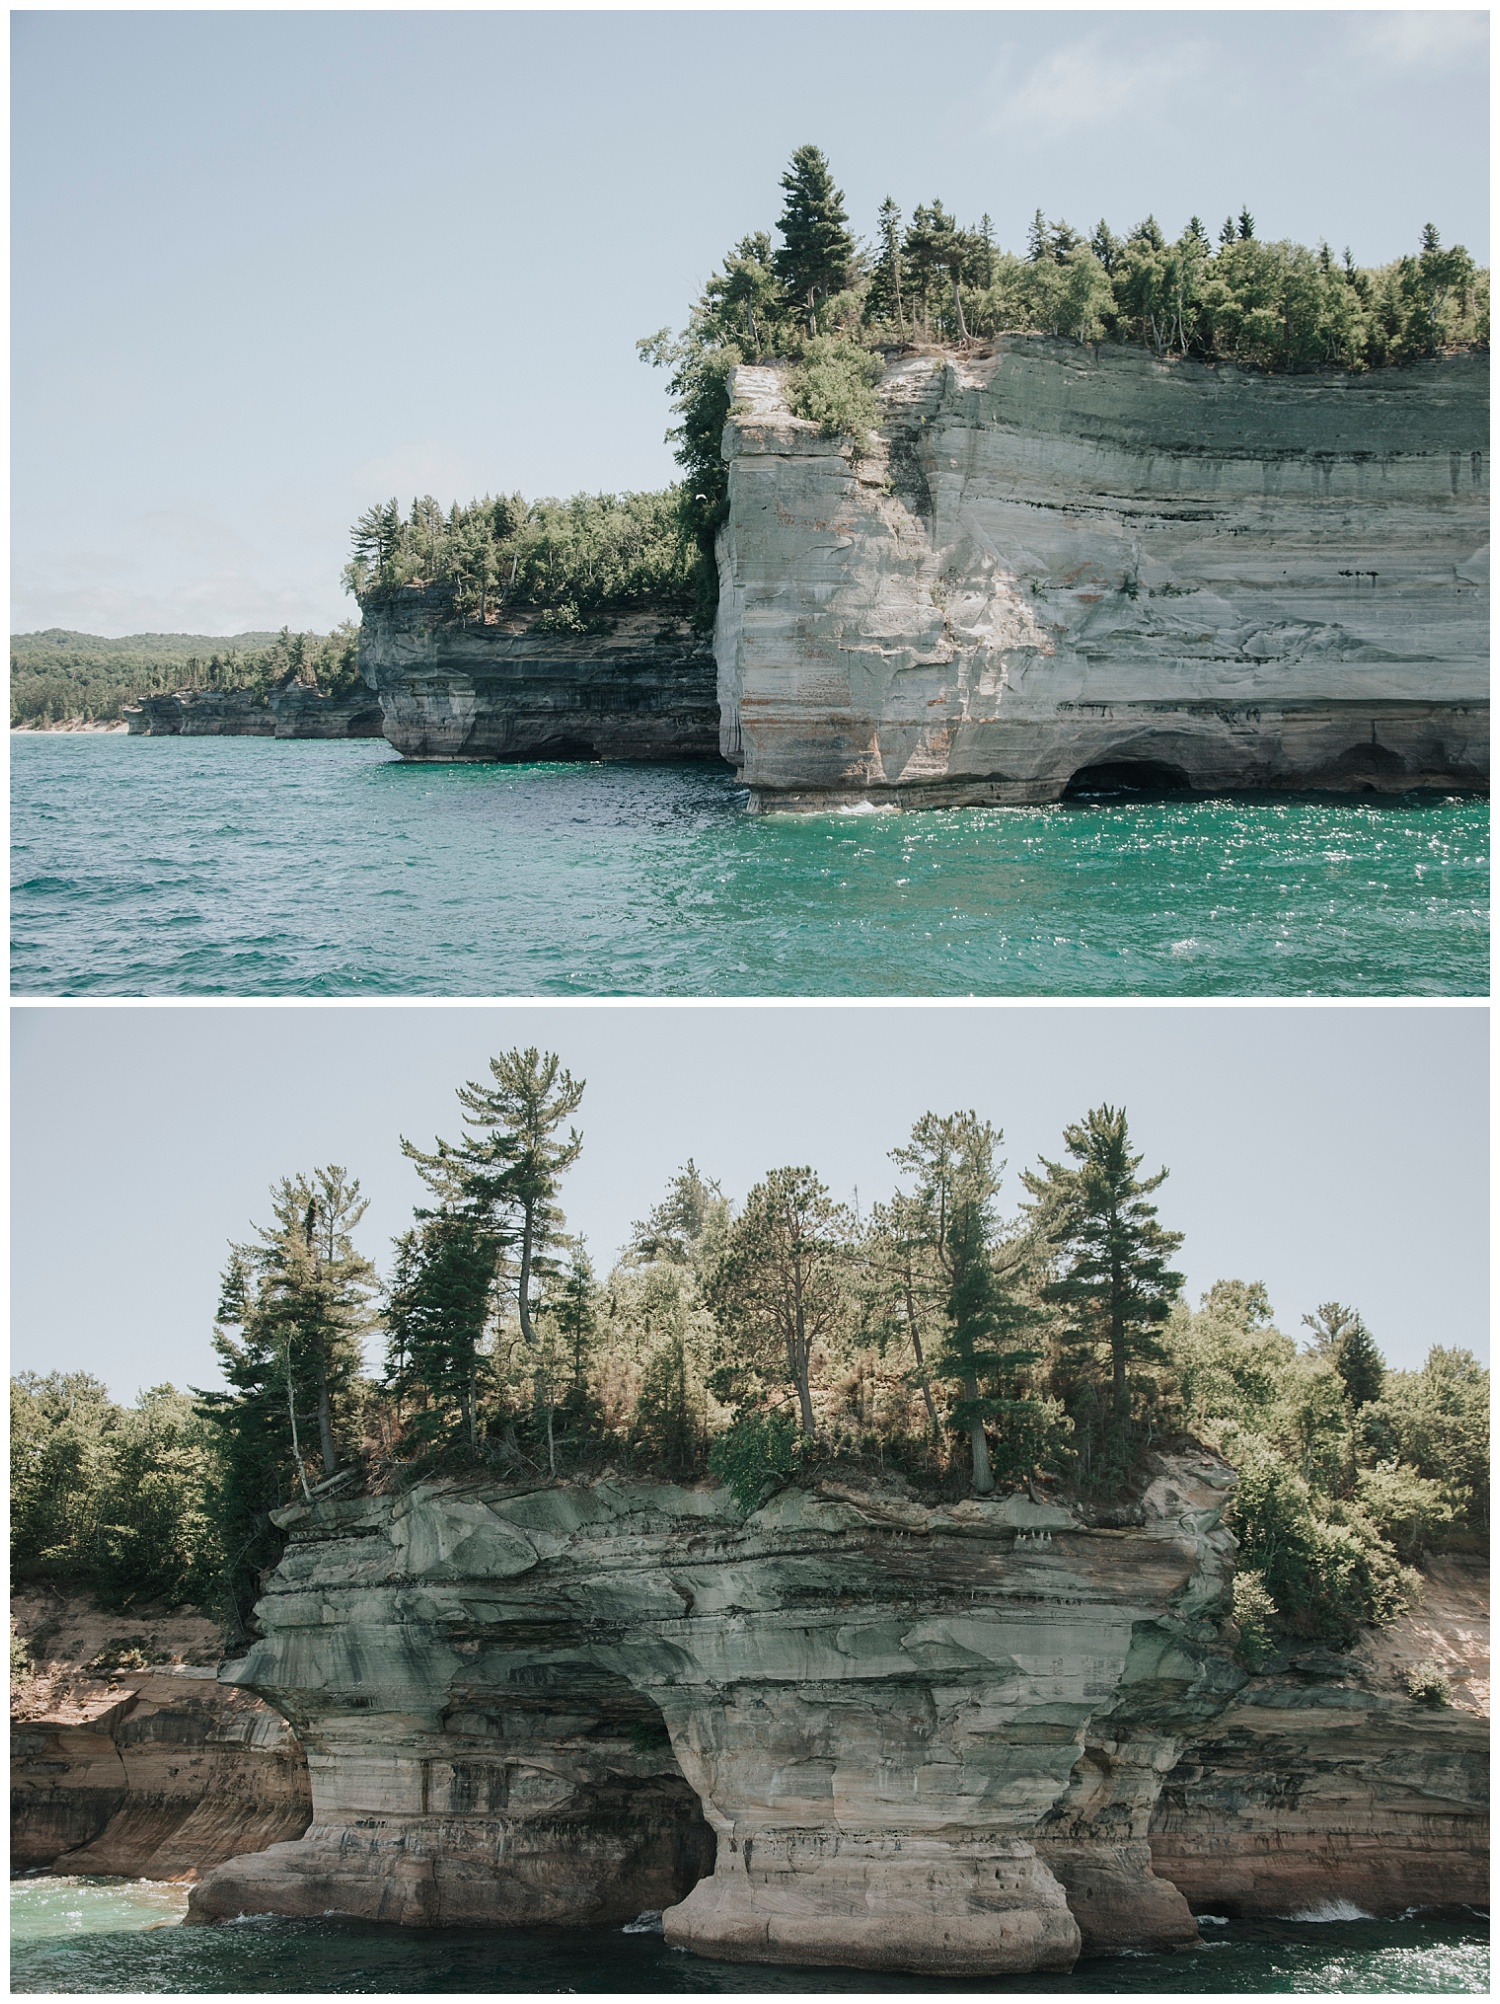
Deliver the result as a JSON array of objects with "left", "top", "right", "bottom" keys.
[
  {"left": 357, "top": 595, "right": 722, "bottom": 762},
  {"left": 11, "top": 1595, "right": 311, "bottom": 1878},
  {"left": 188, "top": 1460, "right": 1244, "bottom": 1973},
  {"left": 1148, "top": 1552, "right": 1490, "bottom": 1918},
  {"left": 123, "top": 686, "right": 383, "bottom": 738},
  {"left": 715, "top": 340, "right": 1489, "bottom": 810}
]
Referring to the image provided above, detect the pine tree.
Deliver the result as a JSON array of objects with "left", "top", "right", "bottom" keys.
[
  {"left": 1219, "top": 215, "right": 1237, "bottom": 248},
  {"left": 1238, "top": 206, "right": 1256, "bottom": 241},
  {"left": 705, "top": 1166, "right": 851, "bottom": 1439},
  {"left": 1022, "top": 1107, "right": 1185, "bottom": 1423},
  {"left": 629, "top": 1160, "right": 728, "bottom": 1269},
  {"left": 977, "top": 213, "right": 996, "bottom": 288},
  {"left": 199, "top": 1169, "right": 375, "bottom": 1628},
  {"left": 403, "top": 1047, "right": 584, "bottom": 1350},
  {"left": 385, "top": 1214, "right": 498, "bottom": 1459},
  {"left": 866, "top": 197, "right": 908, "bottom": 338},
  {"left": 1027, "top": 207, "right": 1049, "bottom": 262},
  {"left": 1303, "top": 1302, "right": 1385, "bottom": 1410},
  {"left": 933, "top": 1198, "right": 1052, "bottom": 1494},
  {"left": 772, "top": 145, "right": 858, "bottom": 334}
]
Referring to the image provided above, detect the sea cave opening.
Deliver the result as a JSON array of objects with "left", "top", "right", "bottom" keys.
[{"left": 1061, "top": 759, "right": 1195, "bottom": 800}]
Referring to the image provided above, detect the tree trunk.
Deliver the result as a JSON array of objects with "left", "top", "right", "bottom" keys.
[
  {"left": 517, "top": 1212, "right": 537, "bottom": 1345},
  {"left": 791, "top": 1268, "right": 817, "bottom": 1438},
  {"left": 951, "top": 268, "right": 969, "bottom": 342},
  {"left": 316, "top": 1363, "right": 337, "bottom": 1477},
  {"left": 285, "top": 1344, "right": 312, "bottom": 1503},
  {"left": 903, "top": 1278, "right": 942, "bottom": 1443},
  {"left": 965, "top": 1375, "right": 994, "bottom": 1494}
]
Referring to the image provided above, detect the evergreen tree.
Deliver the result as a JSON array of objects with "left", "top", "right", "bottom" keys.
[
  {"left": 977, "top": 213, "right": 996, "bottom": 288},
  {"left": 199, "top": 1170, "right": 374, "bottom": 1629},
  {"left": 1238, "top": 206, "right": 1256, "bottom": 240},
  {"left": 628, "top": 1160, "right": 729, "bottom": 1269},
  {"left": 859, "top": 1190, "right": 945, "bottom": 1445},
  {"left": 1022, "top": 1107, "right": 1184, "bottom": 1423},
  {"left": 1324, "top": 1309, "right": 1385, "bottom": 1409},
  {"left": 867, "top": 196, "right": 908, "bottom": 337},
  {"left": 705, "top": 1166, "right": 851, "bottom": 1439},
  {"left": 631, "top": 1333, "right": 705, "bottom": 1478},
  {"left": 385, "top": 1214, "right": 498, "bottom": 1459},
  {"left": 403, "top": 1048, "right": 584, "bottom": 1350},
  {"left": 703, "top": 231, "right": 784, "bottom": 362},
  {"left": 1219, "top": 215, "right": 1237, "bottom": 248},
  {"left": 932, "top": 1198, "right": 1054, "bottom": 1494},
  {"left": 772, "top": 144, "right": 858, "bottom": 333},
  {"left": 1027, "top": 207, "right": 1049, "bottom": 261}
]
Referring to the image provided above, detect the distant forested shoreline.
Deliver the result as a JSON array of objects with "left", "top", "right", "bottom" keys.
[{"left": 11, "top": 624, "right": 362, "bottom": 729}]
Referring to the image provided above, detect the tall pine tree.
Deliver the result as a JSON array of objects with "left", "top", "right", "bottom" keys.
[
  {"left": 1022, "top": 1107, "right": 1184, "bottom": 1424},
  {"left": 773, "top": 145, "right": 858, "bottom": 334}
]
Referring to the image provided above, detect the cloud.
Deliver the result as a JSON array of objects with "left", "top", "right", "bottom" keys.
[
  {"left": 984, "top": 29, "right": 1209, "bottom": 140},
  {"left": 1357, "top": 10, "right": 1488, "bottom": 72}
]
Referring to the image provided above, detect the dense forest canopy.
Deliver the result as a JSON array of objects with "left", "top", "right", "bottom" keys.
[
  {"left": 343, "top": 487, "right": 702, "bottom": 630},
  {"left": 348, "top": 147, "right": 1488, "bottom": 633},
  {"left": 11, "top": 624, "right": 363, "bottom": 728},
  {"left": 13, "top": 1048, "right": 1488, "bottom": 1677}
]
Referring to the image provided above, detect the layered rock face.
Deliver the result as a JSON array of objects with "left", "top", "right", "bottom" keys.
[
  {"left": 715, "top": 341, "right": 1489, "bottom": 810},
  {"left": 123, "top": 686, "right": 383, "bottom": 738},
  {"left": 188, "top": 1462, "right": 1243, "bottom": 1973},
  {"left": 1148, "top": 1552, "right": 1490, "bottom": 1917},
  {"left": 357, "top": 595, "right": 721, "bottom": 762},
  {"left": 10, "top": 1593, "right": 311, "bottom": 1878}
]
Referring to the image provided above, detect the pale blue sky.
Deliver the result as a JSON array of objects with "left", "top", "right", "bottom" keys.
[
  {"left": 11, "top": 1004, "right": 1488, "bottom": 1400},
  {"left": 12, "top": 8, "right": 1489, "bottom": 635}
]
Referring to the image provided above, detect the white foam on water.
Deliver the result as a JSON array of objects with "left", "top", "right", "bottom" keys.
[{"left": 1285, "top": 1899, "right": 1377, "bottom": 1922}]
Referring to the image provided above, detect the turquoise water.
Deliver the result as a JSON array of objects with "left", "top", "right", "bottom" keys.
[
  {"left": 10, "top": 738, "right": 1488, "bottom": 997},
  {"left": 8, "top": 1879, "right": 1489, "bottom": 1993}
]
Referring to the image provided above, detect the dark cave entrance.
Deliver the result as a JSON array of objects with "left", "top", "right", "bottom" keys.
[{"left": 1062, "top": 758, "right": 1195, "bottom": 799}]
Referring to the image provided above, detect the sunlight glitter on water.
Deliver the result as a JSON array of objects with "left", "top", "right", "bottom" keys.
[{"left": 10, "top": 738, "right": 1488, "bottom": 997}]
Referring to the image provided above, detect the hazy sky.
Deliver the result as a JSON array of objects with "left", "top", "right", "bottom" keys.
[
  {"left": 12, "top": 8, "right": 1489, "bottom": 635},
  {"left": 11, "top": 1002, "right": 1487, "bottom": 1400}
]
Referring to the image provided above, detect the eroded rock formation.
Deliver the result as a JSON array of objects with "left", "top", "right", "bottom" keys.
[
  {"left": 356, "top": 596, "right": 721, "bottom": 762},
  {"left": 1148, "top": 1552, "right": 1490, "bottom": 1917},
  {"left": 10, "top": 1592, "right": 311, "bottom": 1878},
  {"left": 715, "top": 340, "right": 1489, "bottom": 809},
  {"left": 188, "top": 1459, "right": 1248, "bottom": 1972},
  {"left": 123, "top": 686, "right": 384, "bottom": 738}
]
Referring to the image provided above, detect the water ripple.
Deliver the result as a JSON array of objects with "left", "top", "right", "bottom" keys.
[{"left": 10, "top": 738, "right": 1488, "bottom": 997}]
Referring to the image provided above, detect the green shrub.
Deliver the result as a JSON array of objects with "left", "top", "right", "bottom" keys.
[
  {"left": 786, "top": 337, "right": 884, "bottom": 442},
  {"left": 1231, "top": 1568, "right": 1279, "bottom": 1670},
  {"left": 1405, "top": 1658, "right": 1452, "bottom": 1706},
  {"left": 708, "top": 1408, "right": 804, "bottom": 1511},
  {"left": 1223, "top": 1434, "right": 1414, "bottom": 1643}
]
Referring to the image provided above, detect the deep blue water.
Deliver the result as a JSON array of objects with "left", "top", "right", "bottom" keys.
[
  {"left": 10, "top": 737, "right": 1488, "bottom": 996},
  {"left": 8, "top": 1879, "right": 1490, "bottom": 1993}
]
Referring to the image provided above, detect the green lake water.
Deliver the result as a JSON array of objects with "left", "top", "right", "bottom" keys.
[
  {"left": 10, "top": 738, "right": 1487, "bottom": 996},
  {"left": 9, "top": 1878, "right": 1489, "bottom": 1993}
]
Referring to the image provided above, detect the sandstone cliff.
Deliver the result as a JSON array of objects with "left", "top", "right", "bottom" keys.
[
  {"left": 715, "top": 340, "right": 1489, "bottom": 810},
  {"left": 10, "top": 1591, "right": 311, "bottom": 1878},
  {"left": 187, "top": 1459, "right": 1251, "bottom": 1972},
  {"left": 1149, "top": 1551, "right": 1489, "bottom": 1918},
  {"left": 356, "top": 595, "right": 721, "bottom": 762},
  {"left": 123, "top": 686, "right": 383, "bottom": 738}
]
